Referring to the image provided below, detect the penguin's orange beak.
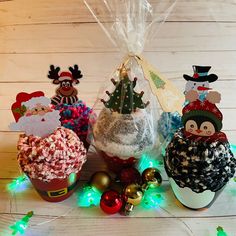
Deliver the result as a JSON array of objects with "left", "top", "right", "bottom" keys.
[{"left": 195, "top": 129, "right": 202, "bottom": 134}]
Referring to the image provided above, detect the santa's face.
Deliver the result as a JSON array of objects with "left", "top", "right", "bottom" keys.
[
  {"left": 25, "top": 103, "right": 53, "bottom": 116},
  {"left": 13, "top": 107, "right": 61, "bottom": 137},
  {"left": 185, "top": 81, "right": 210, "bottom": 94}
]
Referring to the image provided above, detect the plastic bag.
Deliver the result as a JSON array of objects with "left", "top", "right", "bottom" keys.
[{"left": 85, "top": 0, "right": 183, "bottom": 165}]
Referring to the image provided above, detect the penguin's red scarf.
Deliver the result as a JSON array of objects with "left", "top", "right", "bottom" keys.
[{"left": 183, "top": 129, "right": 228, "bottom": 143}]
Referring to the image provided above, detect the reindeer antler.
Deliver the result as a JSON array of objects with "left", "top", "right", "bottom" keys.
[
  {"left": 48, "top": 65, "right": 61, "bottom": 84},
  {"left": 69, "top": 65, "right": 83, "bottom": 84}
]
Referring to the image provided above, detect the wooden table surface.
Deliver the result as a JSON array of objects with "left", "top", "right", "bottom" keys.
[{"left": 1, "top": 0, "right": 236, "bottom": 235}]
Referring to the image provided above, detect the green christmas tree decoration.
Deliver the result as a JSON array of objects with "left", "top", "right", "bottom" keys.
[
  {"left": 217, "top": 226, "right": 228, "bottom": 236},
  {"left": 7, "top": 174, "right": 29, "bottom": 193},
  {"left": 9, "top": 211, "right": 33, "bottom": 235},
  {"left": 149, "top": 71, "right": 166, "bottom": 89},
  {"left": 101, "top": 65, "right": 149, "bottom": 114}
]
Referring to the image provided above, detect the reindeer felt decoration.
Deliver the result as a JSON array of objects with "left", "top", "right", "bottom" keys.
[{"left": 48, "top": 65, "right": 83, "bottom": 105}]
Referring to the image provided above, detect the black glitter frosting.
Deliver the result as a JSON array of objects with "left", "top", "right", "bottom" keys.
[{"left": 165, "top": 129, "right": 236, "bottom": 193}]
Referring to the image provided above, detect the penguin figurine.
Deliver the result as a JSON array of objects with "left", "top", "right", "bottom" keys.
[
  {"left": 184, "top": 65, "right": 218, "bottom": 101},
  {"left": 164, "top": 90, "right": 236, "bottom": 210}
]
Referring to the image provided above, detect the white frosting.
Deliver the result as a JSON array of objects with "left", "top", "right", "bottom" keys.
[{"left": 93, "top": 108, "right": 155, "bottom": 158}]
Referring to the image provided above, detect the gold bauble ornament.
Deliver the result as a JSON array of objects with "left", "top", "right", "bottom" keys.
[
  {"left": 89, "top": 171, "right": 112, "bottom": 192},
  {"left": 142, "top": 168, "right": 162, "bottom": 188},
  {"left": 124, "top": 183, "right": 143, "bottom": 206}
]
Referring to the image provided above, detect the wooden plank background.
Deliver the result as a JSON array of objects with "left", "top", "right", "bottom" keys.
[{"left": 0, "top": 0, "right": 236, "bottom": 235}]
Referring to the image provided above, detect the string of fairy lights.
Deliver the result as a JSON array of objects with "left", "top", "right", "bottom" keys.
[{"left": 4, "top": 150, "right": 236, "bottom": 235}]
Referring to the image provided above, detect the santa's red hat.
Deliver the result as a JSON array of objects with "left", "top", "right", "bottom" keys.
[
  {"left": 182, "top": 94, "right": 223, "bottom": 131},
  {"left": 11, "top": 91, "right": 46, "bottom": 122}
]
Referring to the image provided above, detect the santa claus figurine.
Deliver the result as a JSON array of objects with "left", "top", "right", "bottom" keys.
[
  {"left": 165, "top": 90, "right": 236, "bottom": 210},
  {"left": 9, "top": 91, "right": 87, "bottom": 202},
  {"left": 9, "top": 91, "right": 61, "bottom": 137}
]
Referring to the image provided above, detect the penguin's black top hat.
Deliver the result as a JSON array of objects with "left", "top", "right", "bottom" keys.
[{"left": 183, "top": 65, "right": 218, "bottom": 82}]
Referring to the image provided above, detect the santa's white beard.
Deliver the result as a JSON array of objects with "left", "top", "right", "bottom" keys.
[{"left": 10, "top": 110, "right": 61, "bottom": 138}]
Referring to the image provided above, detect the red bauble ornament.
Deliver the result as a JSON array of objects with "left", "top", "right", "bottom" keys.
[
  {"left": 100, "top": 190, "right": 123, "bottom": 214},
  {"left": 119, "top": 167, "right": 142, "bottom": 185}
]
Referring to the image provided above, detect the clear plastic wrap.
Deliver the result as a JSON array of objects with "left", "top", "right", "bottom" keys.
[
  {"left": 85, "top": 0, "right": 183, "bottom": 166},
  {"left": 84, "top": 0, "right": 178, "bottom": 55}
]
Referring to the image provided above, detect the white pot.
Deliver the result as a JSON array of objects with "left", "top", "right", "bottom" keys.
[{"left": 169, "top": 178, "right": 216, "bottom": 209}]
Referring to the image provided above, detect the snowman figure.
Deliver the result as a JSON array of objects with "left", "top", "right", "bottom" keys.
[
  {"left": 184, "top": 65, "right": 218, "bottom": 101},
  {"left": 164, "top": 90, "right": 236, "bottom": 210}
]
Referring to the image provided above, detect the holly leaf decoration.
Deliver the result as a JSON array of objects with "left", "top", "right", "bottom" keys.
[
  {"left": 149, "top": 71, "right": 166, "bottom": 89},
  {"left": 13, "top": 105, "right": 27, "bottom": 116}
]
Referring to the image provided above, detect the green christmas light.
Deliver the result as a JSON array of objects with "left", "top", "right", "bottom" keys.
[
  {"left": 9, "top": 211, "right": 33, "bottom": 235},
  {"left": 78, "top": 186, "right": 102, "bottom": 207},
  {"left": 138, "top": 153, "right": 162, "bottom": 173},
  {"left": 7, "top": 174, "right": 30, "bottom": 193},
  {"left": 230, "top": 144, "right": 236, "bottom": 156},
  {"left": 68, "top": 172, "right": 77, "bottom": 185},
  {"left": 217, "top": 226, "right": 228, "bottom": 236},
  {"left": 141, "top": 188, "right": 163, "bottom": 209}
]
